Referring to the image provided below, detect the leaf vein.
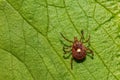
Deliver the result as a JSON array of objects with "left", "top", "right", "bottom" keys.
[
  {"left": 46, "top": 37, "right": 76, "bottom": 80},
  {"left": 63, "top": 0, "right": 80, "bottom": 34},
  {"left": 0, "top": 47, "right": 35, "bottom": 80},
  {"left": 5, "top": 0, "right": 45, "bottom": 36},
  {"left": 91, "top": 47, "right": 119, "bottom": 80},
  {"left": 94, "top": 0, "right": 115, "bottom": 15},
  {"left": 76, "top": 1, "right": 89, "bottom": 31}
]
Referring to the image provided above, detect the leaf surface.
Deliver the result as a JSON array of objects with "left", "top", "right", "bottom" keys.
[{"left": 0, "top": 0, "right": 120, "bottom": 80}]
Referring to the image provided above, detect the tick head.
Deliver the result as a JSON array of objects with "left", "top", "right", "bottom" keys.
[{"left": 74, "top": 37, "right": 78, "bottom": 42}]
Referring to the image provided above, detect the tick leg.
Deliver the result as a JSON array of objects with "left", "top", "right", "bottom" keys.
[
  {"left": 71, "top": 57, "right": 73, "bottom": 69},
  {"left": 63, "top": 46, "right": 71, "bottom": 54},
  {"left": 83, "top": 35, "right": 90, "bottom": 43},
  {"left": 80, "top": 30, "right": 84, "bottom": 41},
  {"left": 60, "top": 33, "right": 73, "bottom": 43},
  {"left": 86, "top": 48, "right": 94, "bottom": 58}
]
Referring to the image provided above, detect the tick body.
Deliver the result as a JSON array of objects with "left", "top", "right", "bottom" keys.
[
  {"left": 61, "top": 30, "right": 93, "bottom": 69},
  {"left": 72, "top": 39, "right": 86, "bottom": 60}
]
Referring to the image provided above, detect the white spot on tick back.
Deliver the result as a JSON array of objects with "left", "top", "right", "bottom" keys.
[{"left": 77, "top": 49, "right": 81, "bottom": 52}]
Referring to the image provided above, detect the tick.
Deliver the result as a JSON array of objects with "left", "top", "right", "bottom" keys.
[{"left": 61, "top": 30, "right": 94, "bottom": 69}]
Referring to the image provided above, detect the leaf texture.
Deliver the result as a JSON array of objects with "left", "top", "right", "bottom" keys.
[{"left": 0, "top": 0, "right": 120, "bottom": 80}]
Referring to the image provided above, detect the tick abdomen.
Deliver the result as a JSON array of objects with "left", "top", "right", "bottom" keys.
[{"left": 72, "top": 47, "right": 86, "bottom": 60}]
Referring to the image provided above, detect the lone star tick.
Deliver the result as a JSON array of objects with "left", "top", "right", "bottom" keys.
[{"left": 61, "top": 30, "right": 94, "bottom": 69}]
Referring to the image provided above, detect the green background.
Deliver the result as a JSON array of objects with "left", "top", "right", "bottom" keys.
[{"left": 0, "top": 0, "right": 120, "bottom": 80}]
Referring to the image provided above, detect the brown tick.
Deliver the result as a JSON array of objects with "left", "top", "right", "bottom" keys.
[{"left": 61, "top": 30, "right": 94, "bottom": 69}]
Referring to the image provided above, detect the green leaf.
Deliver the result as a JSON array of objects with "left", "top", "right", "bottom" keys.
[{"left": 0, "top": 0, "right": 120, "bottom": 80}]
